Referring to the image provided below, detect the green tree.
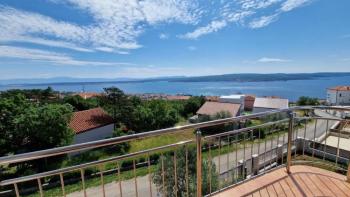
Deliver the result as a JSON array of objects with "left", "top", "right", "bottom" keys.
[
  {"left": 130, "top": 100, "right": 179, "bottom": 132},
  {"left": 183, "top": 96, "right": 205, "bottom": 117},
  {"left": 297, "top": 96, "right": 320, "bottom": 106},
  {"left": 63, "top": 95, "right": 97, "bottom": 111},
  {"left": 100, "top": 87, "right": 134, "bottom": 128},
  {"left": 0, "top": 94, "right": 30, "bottom": 156},
  {"left": 0, "top": 92, "right": 74, "bottom": 173},
  {"left": 153, "top": 146, "right": 218, "bottom": 196}
]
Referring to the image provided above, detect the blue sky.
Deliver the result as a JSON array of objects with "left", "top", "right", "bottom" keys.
[{"left": 0, "top": 0, "right": 350, "bottom": 79}]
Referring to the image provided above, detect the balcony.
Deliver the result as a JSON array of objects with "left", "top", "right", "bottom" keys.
[
  {"left": 213, "top": 165, "right": 350, "bottom": 197},
  {"left": 0, "top": 106, "right": 350, "bottom": 197}
]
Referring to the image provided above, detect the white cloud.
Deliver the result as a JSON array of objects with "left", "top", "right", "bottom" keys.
[
  {"left": 159, "top": 33, "right": 169, "bottom": 40},
  {"left": 236, "top": 0, "right": 282, "bottom": 10},
  {"left": 180, "top": 20, "right": 227, "bottom": 39},
  {"left": 0, "top": 0, "right": 315, "bottom": 54},
  {"left": 257, "top": 57, "right": 291, "bottom": 63},
  {"left": 180, "top": 0, "right": 314, "bottom": 39},
  {"left": 249, "top": 14, "right": 279, "bottom": 29},
  {"left": 0, "top": 45, "right": 133, "bottom": 66},
  {"left": 0, "top": 1, "right": 201, "bottom": 53},
  {"left": 280, "top": 0, "right": 312, "bottom": 12}
]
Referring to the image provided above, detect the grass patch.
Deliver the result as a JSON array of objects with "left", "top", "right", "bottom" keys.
[{"left": 128, "top": 129, "right": 195, "bottom": 153}]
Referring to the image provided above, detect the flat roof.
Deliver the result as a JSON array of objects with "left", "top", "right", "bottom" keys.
[
  {"left": 253, "top": 97, "right": 289, "bottom": 109},
  {"left": 220, "top": 95, "right": 245, "bottom": 99}
]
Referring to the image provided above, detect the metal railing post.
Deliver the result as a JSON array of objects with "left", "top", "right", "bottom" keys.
[
  {"left": 286, "top": 111, "right": 295, "bottom": 174},
  {"left": 347, "top": 162, "right": 350, "bottom": 183},
  {"left": 196, "top": 130, "right": 202, "bottom": 197}
]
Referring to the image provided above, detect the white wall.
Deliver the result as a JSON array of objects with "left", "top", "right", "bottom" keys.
[
  {"left": 327, "top": 90, "right": 350, "bottom": 105},
  {"left": 73, "top": 124, "right": 114, "bottom": 144}
]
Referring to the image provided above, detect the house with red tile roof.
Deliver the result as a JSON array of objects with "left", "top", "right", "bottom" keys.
[
  {"left": 196, "top": 101, "right": 241, "bottom": 117},
  {"left": 69, "top": 107, "right": 115, "bottom": 144},
  {"left": 327, "top": 86, "right": 350, "bottom": 105}
]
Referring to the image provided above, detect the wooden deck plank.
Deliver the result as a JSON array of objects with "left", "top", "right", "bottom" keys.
[
  {"left": 271, "top": 182, "right": 286, "bottom": 197},
  {"left": 283, "top": 177, "right": 302, "bottom": 197},
  {"left": 252, "top": 191, "right": 260, "bottom": 197},
  {"left": 266, "top": 185, "right": 277, "bottom": 197},
  {"left": 290, "top": 174, "right": 314, "bottom": 197},
  {"left": 258, "top": 188, "right": 270, "bottom": 197},
  {"left": 317, "top": 175, "right": 348, "bottom": 197},
  {"left": 327, "top": 177, "right": 350, "bottom": 197},
  {"left": 278, "top": 179, "right": 295, "bottom": 197},
  {"left": 213, "top": 165, "right": 350, "bottom": 197},
  {"left": 308, "top": 173, "right": 334, "bottom": 196}
]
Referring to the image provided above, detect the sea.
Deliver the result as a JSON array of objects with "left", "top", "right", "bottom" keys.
[{"left": 1, "top": 76, "right": 350, "bottom": 102}]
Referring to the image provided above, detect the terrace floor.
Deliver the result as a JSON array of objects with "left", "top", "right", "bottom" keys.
[{"left": 213, "top": 165, "right": 350, "bottom": 197}]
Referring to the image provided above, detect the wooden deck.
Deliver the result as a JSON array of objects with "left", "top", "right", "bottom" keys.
[{"left": 213, "top": 165, "right": 350, "bottom": 197}]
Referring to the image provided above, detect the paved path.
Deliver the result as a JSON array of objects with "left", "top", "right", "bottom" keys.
[{"left": 67, "top": 175, "right": 159, "bottom": 197}]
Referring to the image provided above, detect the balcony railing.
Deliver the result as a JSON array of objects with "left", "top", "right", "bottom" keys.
[{"left": 0, "top": 106, "right": 350, "bottom": 197}]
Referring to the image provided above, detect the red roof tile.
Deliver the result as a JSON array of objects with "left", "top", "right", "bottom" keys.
[
  {"left": 327, "top": 86, "right": 350, "bottom": 91},
  {"left": 196, "top": 101, "right": 241, "bottom": 116},
  {"left": 69, "top": 108, "right": 114, "bottom": 134}
]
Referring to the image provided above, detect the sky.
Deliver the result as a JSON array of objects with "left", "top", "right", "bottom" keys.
[{"left": 0, "top": 0, "right": 350, "bottom": 79}]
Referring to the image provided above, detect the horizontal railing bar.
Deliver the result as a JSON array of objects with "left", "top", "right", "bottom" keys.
[
  {"left": 296, "top": 117, "right": 348, "bottom": 122},
  {"left": 1, "top": 106, "right": 348, "bottom": 165},
  {"left": 204, "top": 119, "right": 289, "bottom": 139},
  {"left": 0, "top": 108, "right": 295, "bottom": 165},
  {"left": 0, "top": 140, "right": 192, "bottom": 186}
]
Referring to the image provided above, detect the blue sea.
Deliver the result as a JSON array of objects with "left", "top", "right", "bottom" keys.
[{"left": 1, "top": 76, "right": 350, "bottom": 102}]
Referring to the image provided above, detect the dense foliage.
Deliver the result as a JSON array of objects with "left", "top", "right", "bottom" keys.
[
  {"left": 0, "top": 93, "right": 74, "bottom": 174},
  {"left": 130, "top": 99, "right": 179, "bottom": 132},
  {"left": 63, "top": 95, "right": 98, "bottom": 111},
  {"left": 297, "top": 96, "right": 320, "bottom": 106}
]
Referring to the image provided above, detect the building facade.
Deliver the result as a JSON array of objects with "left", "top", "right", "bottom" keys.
[{"left": 327, "top": 86, "right": 350, "bottom": 105}]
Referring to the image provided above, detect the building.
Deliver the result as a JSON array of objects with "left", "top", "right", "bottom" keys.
[
  {"left": 219, "top": 95, "right": 245, "bottom": 105},
  {"left": 165, "top": 95, "right": 191, "bottom": 101},
  {"left": 75, "top": 92, "right": 102, "bottom": 99},
  {"left": 69, "top": 107, "right": 114, "bottom": 144},
  {"left": 196, "top": 101, "right": 241, "bottom": 117},
  {"left": 244, "top": 95, "right": 256, "bottom": 111},
  {"left": 252, "top": 97, "right": 289, "bottom": 113},
  {"left": 205, "top": 96, "right": 220, "bottom": 102},
  {"left": 327, "top": 86, "right": 350, "bottom": 105}
]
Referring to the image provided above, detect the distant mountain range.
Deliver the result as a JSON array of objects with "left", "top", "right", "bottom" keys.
[{"left": 1, "top": 72, "right": 350, "bottom": 85}]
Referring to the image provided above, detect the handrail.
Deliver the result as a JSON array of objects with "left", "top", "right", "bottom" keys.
[
  {"left": 1, "top": 106, "right": 349, "bottom": 165},
  {"left": 0, "top": 140, "right": 192, "bottom": 186},
  {"left": 0, "top": 107, "right": 293, "bottom": 165},
  {"left": 1, "top": 105, "right": 350, "bottom": 196}
]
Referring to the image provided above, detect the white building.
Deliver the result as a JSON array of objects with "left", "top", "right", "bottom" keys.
[
  {"left": 253, "top": 97, "right": 289, "bottom": 113},
  {"left": 219, "top": 95, "right": 245, "bottom": 113},
  {"left": 69, "top": 108, "right": 115, "bottom": 144},
  {"left": 219, "top": 95, "right": 245, "bottom": 104},
  {"left": 326, "top": 86, "right": 350, "bottom": 105}
]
